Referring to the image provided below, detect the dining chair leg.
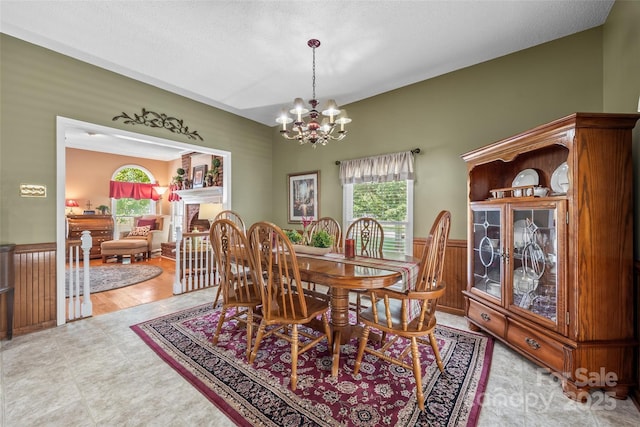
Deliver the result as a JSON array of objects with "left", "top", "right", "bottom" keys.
[
  {"left": 429, "top": 332, "right": 445, "bottom": 372},
  {"left": 245, "top": 309, "right": 254, "bottom": 361},
  {"left": 411, "top": 337, "right": 425, "bottom": 411},
  {"left": 249, "top": 321, "right": 267, "bottom": 364},
  {"left": 212, "top": 308, "right": 227, "bottom": 345},
  {"left": 290, "top": 324, "right": 299, "bottom": 390},
  {"left": 212, "top": 285, "right": 222, "bottom": 308},
  {"left": 353, "top": 325, "right": 371, "bottom": 375}
]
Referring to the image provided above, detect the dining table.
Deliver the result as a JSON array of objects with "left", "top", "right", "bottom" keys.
[{"left": 293, "top": 250, "right": 421, "bottom": 376}]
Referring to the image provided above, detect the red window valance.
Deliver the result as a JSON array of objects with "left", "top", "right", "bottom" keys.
[{"left": 109, "top": 181, "right": 160, "bottom": 201}]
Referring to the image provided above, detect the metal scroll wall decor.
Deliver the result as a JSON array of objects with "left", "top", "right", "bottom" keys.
[{"left": 112, "top": 108, "right": 204, "bottom": 141}]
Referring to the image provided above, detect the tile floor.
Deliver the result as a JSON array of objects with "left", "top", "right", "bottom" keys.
[{"left": 1, "top": 287, "right": 639, "bottom": 426}]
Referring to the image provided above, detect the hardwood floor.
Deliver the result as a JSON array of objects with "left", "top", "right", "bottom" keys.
[{"left": 89, "top": 255, "right": 178, "bottom": 316}]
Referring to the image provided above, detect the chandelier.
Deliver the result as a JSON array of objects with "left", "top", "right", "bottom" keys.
[{"left": 276, "top": 39, "right": 351, "bottom": 147}]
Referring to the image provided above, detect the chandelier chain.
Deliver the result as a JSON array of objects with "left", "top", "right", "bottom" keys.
[{"left": 312, "top": 45, "right": 316, "bottom": 100}]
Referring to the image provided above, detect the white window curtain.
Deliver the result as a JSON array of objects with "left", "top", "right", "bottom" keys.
[{"left": 339, "top": 151, "right": 415, "bottom": 185}]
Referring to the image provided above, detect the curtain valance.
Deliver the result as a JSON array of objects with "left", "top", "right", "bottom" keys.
[
  {"left": 168, "top": 183, "right": 182, "bottom": 202},
  {"left": 339, "top": 151, "right": 415, "bottom": 185},
  {"left": 109, "top": 181, "right": 160, "bottom": 200}
]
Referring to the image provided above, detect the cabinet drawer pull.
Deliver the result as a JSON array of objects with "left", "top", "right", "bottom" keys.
[
  {"left": 525, "top": 337, "right": 540, "bottom": 350},
  {"left": 480, "top": 312, "right": 490, "bottom": 321}
]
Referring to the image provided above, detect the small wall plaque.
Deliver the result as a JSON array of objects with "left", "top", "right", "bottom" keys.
[{"left": 20, "top": 184, "right": 47, "bottom": 198}]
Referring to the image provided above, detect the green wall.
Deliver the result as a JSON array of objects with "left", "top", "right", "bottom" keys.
[
  {"left": 0, "top": 34, "right": 274, "bottom": 245},
  {"left": 603, "top": 0, "right": 640, "bottom": 255},
  {"left": 272, "top": 28, "right": 604, "bottom": 240},
  {"left": 2, "top": 0, "right": 639, "bottom": 245}
]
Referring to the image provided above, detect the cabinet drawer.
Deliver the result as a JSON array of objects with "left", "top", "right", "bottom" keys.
[
  {"left": 468, "top": 299, "right": 506, "bottom": 338},
  {"left": 507, "top": 321, "right": 564, "bottom": 372}
]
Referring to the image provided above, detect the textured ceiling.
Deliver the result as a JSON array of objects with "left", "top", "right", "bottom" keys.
[
  {"left": 1, "top": 0, "right": 614, "bottom": 129},
  {"left": 1, "top": 1, "right": 615, "bottom": 160}
]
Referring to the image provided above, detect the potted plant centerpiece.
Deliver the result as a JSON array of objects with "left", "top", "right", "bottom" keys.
[
  {"left": 290, "top": 229, "right": 334, "bottom": 255},
  {"left": 285, "top": 229, "right": 303, "bottom": 244}
]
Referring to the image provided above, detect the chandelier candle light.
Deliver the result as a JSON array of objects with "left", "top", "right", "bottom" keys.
[{"left": 276, "top": 39, "right": 351, "bottom": 147}]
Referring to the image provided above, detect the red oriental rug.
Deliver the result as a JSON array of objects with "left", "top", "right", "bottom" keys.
[{"left": 131, "top": 304, "right": 493, "bottom": 426}]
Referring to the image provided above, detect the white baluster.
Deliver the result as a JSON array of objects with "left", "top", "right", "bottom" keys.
[
  {"left": 74, "top": 244, "right": 80, "bottom": 317},
  {"left": 80, "top": 230, "right": 93, "bottom": 317},
  {"left": 173, "top": 226, "right": 183, "bottom": 294},
  {"left": 68, "top": 244, "right": 76, "bottom": 320},
  {"left": 197, "top": 237, "right": 204, "bottom": 288},
  {"left": 187, "top": 237, "right": 193, "bottom": 291}
]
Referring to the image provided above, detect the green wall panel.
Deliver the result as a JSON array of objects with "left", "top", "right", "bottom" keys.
[
  {"left": 603, "top": 0, "right": 640, "bottom": 256},
  {"left": 0, "top": 34, "right": 273, "bottom": 244}
]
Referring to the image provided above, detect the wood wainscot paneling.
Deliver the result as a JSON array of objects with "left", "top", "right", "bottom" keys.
[
  {"left": 413, "top": 238, "right": 466, "bottom": 316},
  {"left": 0, "top": 242, "right": 57, "bottom": 339},
  {"left": 633, "top": 261, "right": 640, "bottom": 411}
]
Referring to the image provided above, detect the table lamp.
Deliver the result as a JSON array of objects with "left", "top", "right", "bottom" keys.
[
  {"left": 65, "top": 199, "right": 79, "bottom": 215},
  {"left": 154, "top": 186, "right": 168, "bottom": 214}
]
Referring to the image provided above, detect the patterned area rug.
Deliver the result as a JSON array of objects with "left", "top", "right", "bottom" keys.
[
  {"left": 132, "top": 304, "right": 493, "bottom": 426},
  {"left": 65, "top": 264, "right": 163, "bottom": 296}
]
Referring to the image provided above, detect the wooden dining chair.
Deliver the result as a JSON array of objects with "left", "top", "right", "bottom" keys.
[
  {"left": 309, "top": 217, "right": 342, "bottom": 252},
  {"left": 247, "top": 221, "right": 332, "bottom": 391},
  {"left": 304, "top": 216, "right": 342, "bottom": 291},
  {"left": 346, "top": 217, "right": 385, "bottom": 321},
  {"left": 209, "top": 218, "right": 262, "bottom": 360},
  {"left": 212, "top": 209, "right": 247, "bottom": 307},
  {"left": 345, "top": 217, "right": 384, "bottom": 256},
  {"left": 353, "top": 210, "right": 451, "bottom": 411},
  {"left": 214, "top": 209, "right": 246, "bottom": 233}
]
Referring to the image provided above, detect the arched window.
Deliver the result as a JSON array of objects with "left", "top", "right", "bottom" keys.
[{"left": 111, "top": 165, "right": 158, "bottom": 235}]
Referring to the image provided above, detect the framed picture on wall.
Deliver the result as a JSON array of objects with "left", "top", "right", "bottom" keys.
[
  {"left": 288, "top": 170, "right": 319, "bottom": 223},
  {"left": 192, "top": 165, "right": 207, "bottom": 188}
]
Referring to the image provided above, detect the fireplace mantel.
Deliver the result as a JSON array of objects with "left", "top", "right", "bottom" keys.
[{"left": 174, "top": 187, "right": 222, "bottom": 204}]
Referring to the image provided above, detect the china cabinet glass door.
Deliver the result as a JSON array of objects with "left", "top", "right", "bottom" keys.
[
  {"left": 471, "top": 208, "right": 503, "bottom": 300},
  {"left": 509, "top": 204, "right": 562, "bottom": 326}
]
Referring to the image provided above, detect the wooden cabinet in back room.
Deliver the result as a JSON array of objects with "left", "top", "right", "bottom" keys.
[{"left": 66, "top": 215, "right": 114, "bottom": 259}]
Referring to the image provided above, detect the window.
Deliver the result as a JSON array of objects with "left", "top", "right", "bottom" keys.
[
  {"left": 111, "top": 166, "right": 157, "bottom": 235},
  {"left": 340, "top": 151, "right": 415, "bottom": 255},
  {"left": 343, "top": 181, "right": 413, "bottom": 254}
]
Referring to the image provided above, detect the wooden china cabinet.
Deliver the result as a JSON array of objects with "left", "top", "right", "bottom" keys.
[{"left": 462, "top": 113, "right": 640, "bottom": 400}]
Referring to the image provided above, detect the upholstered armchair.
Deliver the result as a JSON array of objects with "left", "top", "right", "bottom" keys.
[{"left": 120, "top": 214, "right": 170, "bottom": 256}]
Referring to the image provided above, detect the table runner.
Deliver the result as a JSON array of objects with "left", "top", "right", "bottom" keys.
[{"left": 296, "top": 251, "right": 420, "bottom": 290}]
